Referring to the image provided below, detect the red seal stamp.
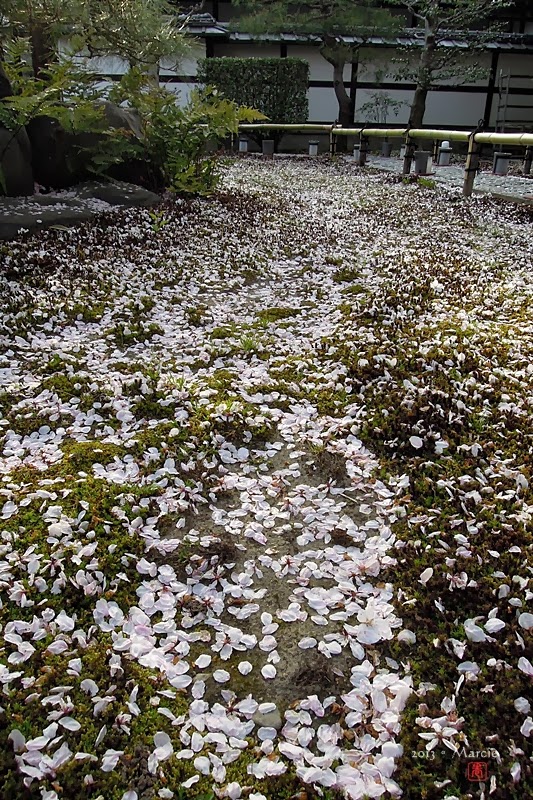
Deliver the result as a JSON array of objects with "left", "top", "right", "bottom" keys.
[{"left": 467, "top": 761, "right": 489, "bottom": 782}]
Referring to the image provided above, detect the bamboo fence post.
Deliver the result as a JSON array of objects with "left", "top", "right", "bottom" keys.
[
  {"left": 523, "top": 147, "right": 533, "bottom": 175},
  {"left": 359, "top": 135, "right": 369, "bottom": 166},
  {"left": 329, "top": 125, "right": 338, "bottom": 156},
  {"left": 463, "top": 132, "right": 482, "bottom": 197},
  {"left": 402, "top": 137, "right": 415, "bottom": 175}
]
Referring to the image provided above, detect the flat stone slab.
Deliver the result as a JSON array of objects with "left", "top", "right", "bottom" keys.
[{"left": 0, "top": 180, "right": 160, "bottom": 240}]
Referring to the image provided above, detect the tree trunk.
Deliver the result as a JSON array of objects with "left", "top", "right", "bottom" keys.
[
  {"left": 404, "top": 26, "right": 436, "bottom": 173},
  {"left": 408, "top": 85, "right": 429, "bottom": 129},
  {"left": 30, "top": 23, "right": 55, "bottom": 79},
  {"left": 331, "top": 58, "right": 352, "bottom": 152},
  {"left": 408, "top": 28, "right": 436, "bottom": 130},
  {"left": 319, "top": 37, "right": 354, "bottom": 152}
]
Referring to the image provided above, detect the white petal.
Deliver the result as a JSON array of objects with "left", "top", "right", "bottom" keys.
[
  {"left": 226, "top": 782, "right": 242, "bottom": 800},
  {"left": 518, "top": 613, "right": 533, "bottom": 630},
  {"left": 81, "top": 679, "right": 99, "bottom": 696},
  {"left": 484, "top": 618, "right": 505, "bottom": 633},
  {"left": 192, "top": 680, "right": 205, "bottom": 699},
  {"left": 298, "top": 637, "right": 317, "bottom": 649},
  {"left": 238, "top": 661, "right": 253, "bottom": 675},
  {"left": 257, "top": 727, "right": 277, "bottom": 741},
  {"left": 213, "top": 669, "right": 230, "bottom": 683},
  {"left": 261, "top": 665, "right": 276, "bottom": 679},
  {"left": 409, "top": 436, "right": 423, "bottom": 449},
  {"left": 518, "top": 657, "right": 533, "bottom": 676},
  {"left": 59, "top": 717, "right": 81, "bottom": 731},
  {"left": 194, "top": 756, "right": 211, "bottom": 775},
  {"left": 514, "top": 697, "right": 531, "bottom": 714},
  {"left": 418, "top": 568, "right": 433, "bottom": 585},
  {"left": 8, "top": 730, "right": 26, "bottom": 753},
  {"left": 397, "top": 630, "right": 416, "bottom": 644}
]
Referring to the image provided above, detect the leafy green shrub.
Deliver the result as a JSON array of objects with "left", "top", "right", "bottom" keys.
[
  {"left": 0, "top": 42, "right": 265, "bottom": 196},
  {"left": 197, "top": 57, "right": 309, "bottom": 147},
  {"left": 0, "top": 41, "right": 105, "bottom": 134},
  {"left": 107, "top": 69, "right": 265, "bottom": 194},
  {"left": 0, "top": 40, "right": 112, "bottom": 193}
]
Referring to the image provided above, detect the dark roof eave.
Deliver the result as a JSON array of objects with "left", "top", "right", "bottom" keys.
[{"left": 183, "top": 20, "right": 533, "bottom": 51}]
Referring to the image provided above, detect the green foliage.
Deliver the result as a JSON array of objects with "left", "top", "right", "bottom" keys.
[
  {"left": 148, "top": 209, "right": 169, "bottom": 232},
  {"left": 386, "top": 0, "right": 512, "bottom": 126},
  {"left": 197, "top": 57, "right": 308, "bottom": 144},
  {"left": 0, "top": 41, "right": 105, "bottom": 134},
  {"left": 359, "top": 70, "right": 406, "bottom": 124},
  {"left": 108, "top": 70, "right": 265, "bottom": 194},
  {"left": 257, "top": 306, "right": 301, "bottom": 323},
  {"left": 2, "top": 0, "right": 191, "bottom": 76},
  {"left": 418, "top": 176, "right": 436, "bottom": 189},
  {"left": 232, "top": 0, "right": 398, "bottom": 39}
]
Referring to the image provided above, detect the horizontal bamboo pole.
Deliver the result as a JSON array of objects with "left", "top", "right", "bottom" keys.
[
  {"left": 474, "top": 131, "right": 533, "bottom": 146},
  {"left": 239, "top": 123, "right": 335, "bottom": 132},
  {"left": 334, "top": 128, "right": 406, "bottom": 138},
  {"left": 336, "top": 128, "right": 470, "bottom": 141},
  {"left": 237, "top": 123, "right": 533, "bottom": 148}
]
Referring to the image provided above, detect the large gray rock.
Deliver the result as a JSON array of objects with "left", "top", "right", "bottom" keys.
[
  {"left": 26, "top": 115, "right": 72, "bottom": 189},
  {"left": 101, "top": 101, "right": 143, "bottom": 139},
  {"left": 0, "top": 125, "right": 34, "bottom": 197},
  {"left": 27, "top": 102, "right": 147, "bottom": 191}
]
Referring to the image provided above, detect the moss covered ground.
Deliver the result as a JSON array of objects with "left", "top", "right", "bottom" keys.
[{"left": 0, "top": 159, "right": 532, "bottom": 800}]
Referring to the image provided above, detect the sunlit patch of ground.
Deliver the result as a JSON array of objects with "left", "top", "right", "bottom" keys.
[{"left": 0, "top": 159, "right": 532, "bottom": 800}]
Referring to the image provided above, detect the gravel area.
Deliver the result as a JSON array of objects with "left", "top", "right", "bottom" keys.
[{"left": 362, "top": 154, "right": 533, "bottom": 202}]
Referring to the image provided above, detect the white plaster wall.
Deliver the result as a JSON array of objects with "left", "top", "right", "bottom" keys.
[
  {"left": 491, "top": 53, "right": 533, "bottom": 127},
  {"left": 358, "top": 49, "right": 411, "bottom": 81},
  {"left": 498, "top": 52, "right": 533, "bottom": 76},
  {"left": 359, "top": 47, "right": 492, "bottom": 87},
  {"left": 423, "top": 91, "right": 487, "bottom": 127},
  {"left": 286, "top": 45, "right": 351, "bottom": 82},
  {"left": 61, "top": 38, "right": 130, "bottom": 77},
  {"left": 430, "top": 51, "right": 492, "bottom": 88},
  {"left": 308, "top": 86, "right": 341, "bottom": 122},
  {"left": 495, "top": 93, "right": 533, "bottom": 123},
  {"left": 211, "top": 42, "right": 281, "bottom": 59},
  {"left": 160, "top": 43, "right": 205, "bottom": 76},
  {"left": 162, "top": 82, "right": 196, "bottom": 105},
  {"left": 58, "top": 35, "right": 533, "bottom": 129}
]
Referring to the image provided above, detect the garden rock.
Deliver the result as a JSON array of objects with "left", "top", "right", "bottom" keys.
[
  {"left": 101, "top": 100, "right": 143, "bottom": 139},
  {"left": 26, "top": 101, "right": 146, "bottom": 191},
  {"left": 0, "top": 124, "right": 34, "bottom": 197},
  {"left": 26, "top": 115, "right": 74, "bottom": 189},
  {"left": 0, "top": 179, "right": 159, "bottom": 239}
]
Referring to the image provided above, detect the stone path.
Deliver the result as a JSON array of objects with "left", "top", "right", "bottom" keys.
[{"left": 361, "top": 154, "right": 533, "bottom": 202}]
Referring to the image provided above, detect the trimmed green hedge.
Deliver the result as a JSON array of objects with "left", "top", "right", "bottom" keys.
[{"left": 197, "top": 57, "right": 309, "bottom": 145}]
